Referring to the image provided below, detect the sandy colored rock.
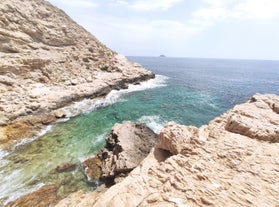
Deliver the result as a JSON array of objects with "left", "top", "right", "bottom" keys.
[
  {"left": 5, "top": 184, "right": 60, "bottom": 207},
  {"left": 54, "top": 190, "right": 101, "bottom": 207},
  {"left": 225, "top": 93, "right": 279, "bottom": 142},
  {"left": 0, "top": 0, "right": 154, "bottom": 149},
  {"left": 83, "top": 122, "right": 157, "bottom": 182},
  {"left": 157, "top": 123, "right": 203, "bottom": 155},
  {"left": 56, "top": 94, "right": 279, "bottom": 207}
]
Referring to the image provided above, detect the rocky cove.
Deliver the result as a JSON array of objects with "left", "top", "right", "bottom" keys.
[
  {"left": 0, "top": 0, "right": 154, "bottom": 150},
  {"left": 2, "top": 93, "right": 278, "bottom": 207},
  {"left": 0, "top": 0, "right": 279, "bottom": 206}
]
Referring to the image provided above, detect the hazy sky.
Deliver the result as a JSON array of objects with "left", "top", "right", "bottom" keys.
[{"left": 48, "top": 0, "right": 279, "bottom": 60}]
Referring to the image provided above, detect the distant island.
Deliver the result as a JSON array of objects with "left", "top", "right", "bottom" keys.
[{"left": 159, "top": 55, "right": 166, "bottom": 57}]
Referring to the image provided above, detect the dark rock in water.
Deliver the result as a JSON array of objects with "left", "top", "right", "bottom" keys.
[
  {"left": 55, "top": 162, "right": 76, "bottom": 173},
  {"left": 101, "top": 122, "right": 158, "bottom": 183},
  {"left": 82, "top": 157, "right": 102, "bottom": 182},
  {"left": 5, "top": 184, "right": 60, "bottom": 207}
]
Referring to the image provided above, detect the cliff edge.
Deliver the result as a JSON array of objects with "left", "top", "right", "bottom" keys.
[
  {"left": 57, "top": 93, "right": 279, "bottom": 207},
  {"left": 0, "top": 0, "right": 154, "bottom": 149}
]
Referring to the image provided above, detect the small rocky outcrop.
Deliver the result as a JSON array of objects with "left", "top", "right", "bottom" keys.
[
  {"left": 82, "top": 122, "right": 157, "bottom": 183},
  {"left": 225, "top": 93, "right": 279, "bottom": 142},
  {"left": 82, "top": 157, "right": 102, "bottom": 182},
  {"left": 57, "top": 94, "right": 279, "bottom": 207}
]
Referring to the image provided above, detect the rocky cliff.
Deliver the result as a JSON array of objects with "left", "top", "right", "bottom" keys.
[
  {"left": 0, "top": 0, "right": 154, "bottom": 149},
  {"left": 56, "top": 94, "right": 279, "bottom": 207}
]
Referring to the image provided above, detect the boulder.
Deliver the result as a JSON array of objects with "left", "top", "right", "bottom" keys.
[
  {"left": 99, "top": 122, "right": 157, "bottom": 179},
  {"left": 225, "top": 94, "right": 279, "bottom": 142},
  {"left": 157, "top": 122, "right": 204, "bottom": 155},
  {"left": 82, "top": 122, "right": 157, "bottom": 182}
]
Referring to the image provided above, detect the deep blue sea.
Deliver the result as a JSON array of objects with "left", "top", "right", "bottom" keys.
[{"left": 1, "top": 57, "right": 279, "bottom": 203}]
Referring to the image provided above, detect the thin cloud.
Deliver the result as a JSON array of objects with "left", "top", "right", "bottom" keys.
[
  {"left": 233, "top": 0, "right": 279, "bottom": 19},
  {"left": 188, "top": 0, "right": 279, "bottom": 33},
  {"left": 48, "top": 0, "right": 99, "bottom": 8},
  {"left": 118, "top": 0, "right": 184, "bottom": 11}
]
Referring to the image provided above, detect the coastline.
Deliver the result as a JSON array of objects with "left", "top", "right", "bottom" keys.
[
  {"left": 56, "top": 93, "right": 279, "bottom": 207},
  {"left": 0, "top": 0, "right": 156, "bottom": 151},
  {"left": 0, "top": 68, "right": 154, "bottom": 150}
]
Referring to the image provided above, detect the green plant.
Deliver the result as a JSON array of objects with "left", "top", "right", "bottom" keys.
[
  {"left": 100, "top": 66, "right": 109, "bottom": 71},
  {"left": 82, "top": 57, "right": 89, "bottom": 63}
]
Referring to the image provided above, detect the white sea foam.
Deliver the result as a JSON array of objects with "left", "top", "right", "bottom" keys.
[
  {"left": 13, "top": 138, "right": 36, "bottom": 150},
  {"left": 0, "top": 150, "right": 9, "bottom": 160},
  {"left": 94, "top": 133, "right": 106, "bottom": 144},
  {"left": 58, "top": 74, "right": 169, "bottom": 118},
  {"left": 37, "top": 125, "right": 53, "bottom": 137},
  {"left": 12, "top": 125, "right": 54, "bottom": 150},
  {"left": 138, "top": 115, "right": 165, "bottom": 134},
  {"left": 0, "top": 150, "right": 10, "bottom": 168},
  {"left": 2, "top": 182, "right": 45, "bottom": 205}
]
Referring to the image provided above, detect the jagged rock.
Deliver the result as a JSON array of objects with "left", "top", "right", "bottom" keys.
[
  {"left": 0, "top": 0, "right": 154, "bottom": 149},
  {"left": 55, "top": 109, "right": 67, "bottom": 118},
  {"left": 157, "top": 122, "right": 204, "bottom": 155},
  {"left": 99, "top": 122, "right": 157, "bottom": 180},
  {"left": 56, "top": 94, "right": 279, "bottom": 207},
  {"left": 82, "top": 157, "right": 102, "bottom": 182},
  {"left": 225, "top": 94, "right": 279, "bottom": 142}
]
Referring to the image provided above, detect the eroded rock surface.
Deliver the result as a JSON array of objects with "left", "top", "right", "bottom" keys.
[
  {"left": 82, "top": 122, "right": 158, "bottom": 183},
  {"left": 0, "top": 0, "right": 154, "bottom": 149},
  {"left": 225, "top": 93, "right": 279, "bottom": 142},
  {"left": 56, "top": 94, "right": 279, "bottom": 207}
]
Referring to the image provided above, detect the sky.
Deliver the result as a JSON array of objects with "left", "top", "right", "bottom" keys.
[{"left": 47, "top": 0, "right": 279, "bottom": 60}]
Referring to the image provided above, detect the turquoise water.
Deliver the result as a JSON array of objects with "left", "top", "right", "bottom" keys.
[{"left": 1, "top": 57, "right": 279, "bottom": 203}]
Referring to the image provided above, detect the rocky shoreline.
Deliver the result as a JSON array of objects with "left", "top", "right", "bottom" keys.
[
  {"left": 5, "top": 93, "right": 278, "bottom": 207},
  {"left": 0, "top": 70, "right": 154, "bottom": 150},
  {"left": 55, "top": 93, "right": 279, "bottom": 207},
  {"left": 0, "top": 0, "right": 154, "bottom": 150},
  {"left": 1, "top": 0, "right": 279, "bottom": 206}
]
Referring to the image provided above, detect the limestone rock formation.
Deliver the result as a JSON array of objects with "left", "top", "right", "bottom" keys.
[
  {"left": 0, "top": 0, "right": 154, "bottom": 149},
  {"left": 56, "top": 94, "right": 279, "bottom": 207},
  {"left": 82, "top": 122, "right": 158, "bottom": 183},
  {"left": 225, "top": 93, "right": 279, "bottom": 142}
]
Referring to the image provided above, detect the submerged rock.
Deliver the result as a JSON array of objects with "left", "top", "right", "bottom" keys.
[
  {"left": 55, "top": 162, "right": 77, "bottom": 173},
  {"left": 5, "top": 184, "right": 60, "bottom": 207}
]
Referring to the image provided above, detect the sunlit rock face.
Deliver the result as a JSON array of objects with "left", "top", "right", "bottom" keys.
[{"left": 0, "top": 0, "right": 154, "bottom": 149}]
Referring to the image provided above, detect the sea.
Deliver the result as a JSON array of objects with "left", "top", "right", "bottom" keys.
[{"left": 0, "top": 57, "right": 279, "bottom": 203}]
